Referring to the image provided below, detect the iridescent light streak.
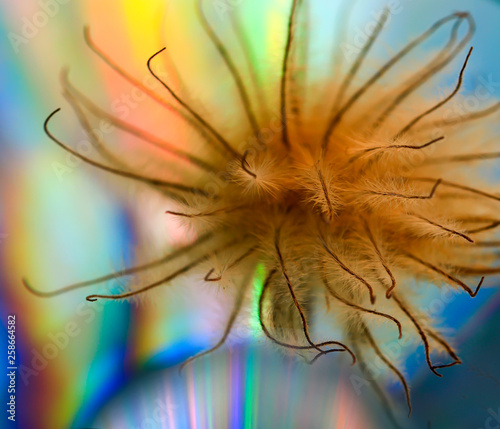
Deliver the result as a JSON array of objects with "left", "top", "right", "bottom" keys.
[
  {"left": 91, "top": 345, "right": 376, "bottom": 428},
  {"left": 187, "top": 364, "right": 199, "bottom": 429}
]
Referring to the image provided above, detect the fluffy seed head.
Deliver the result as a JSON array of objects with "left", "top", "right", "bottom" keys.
[{"left": 30, "top": 1, "right": 500, "bottom": 419}]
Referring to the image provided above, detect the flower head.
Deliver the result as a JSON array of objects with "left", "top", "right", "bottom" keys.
[{"left": 26, "top": 0, "right": 500, "bottom": 419}]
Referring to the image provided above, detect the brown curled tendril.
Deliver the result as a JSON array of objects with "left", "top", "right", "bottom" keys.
[
  {"left": 372, "top": 12, "right": 474, "bottom": 130},
  {"left": 22, "top": 231, "right": 214, "bottom": 297},
  {"left": 363, "top": 219, "right": 397, "bottom": 298},
  {"left": 166, "top": 205, "right": 247, "bottom": 219},
  {"left": 204, "top": 246, "right": 257, "bottom": 282},
  {"left": 316, "top": 163, "right": 335, "bottom": 223},
  {"left": 368, "top": 178, "right": 442, "bottom": 200},
  {"left": 61, "top": 70, "right": 219, "bottom": 174},
  {"left": 362, "top": 323, "right": 412, "bottom": 417},
  {"left": 280, "top": 0, "right": 300, "bottom": 151},
  {"left": 180, "top": 269, "right": 252, "bottom": 373},
  {"left": 322, "top": 13, "right": 470, "bottom": 157},
  {"left": 411, "top": 214, "right": 474, "bottom": 243},
  {"left": 60, "top": 81, "right": 185, "bottom": 204},
  {"left": 330, "top": 8, "right": 389, "bottom": 114},
  {"left": 404, "top": 252, "right": 484, "bottom": 297},
  {"left": 84, "top": 26, "right": 179, "bottom": 115},
  {"left": 423, "top": 102, "right": 500, "bottom": 130},
  {"left": 394, "top": 47, "right": 473, "bottom": 139},
  {"left": 147, "top": 48, "right": 241, "bottom": 159},
  {"left": 426, "top": 330, "right": 462, "bottom": 369},
  {"left": 83, "top": 26, "right": 222, "bottom": 154},
  {"left": 197, "top": 0, "right": 261, "bottom": 138},
  {"left": 275, "top": 229, "right": 356, "bottom": 364},
  {"left": 276, "top": 229, "right": 328, "bottom": 354},
  {"left": 319, "top": 235, "right": 376, "bottom": 304},
  {"left": 44, "top": 109, "right": 212, "bottom": 197},
  {"left": 391, "top": 293, "right": 442, "bottom": 377},
  {"left": 349, "top": 136, "right": 445, "bottom": 165},
  {"left": 85, "top": 238, "right": 241, "bottom": 302},
  {"left": 321, "top": 273, "right": 402, "bottom": 339},
  {"left": 258, "top": 269, "right": 354, "bottom": 364},
  {"left": 412, "top": 178, "right": 500, "bottom": 204},
  {"left": 241, "top": 150, "right": 257, "bottom": 179}
]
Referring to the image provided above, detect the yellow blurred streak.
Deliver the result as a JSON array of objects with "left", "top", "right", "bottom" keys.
[{"left": 123, "top": 0, "right": 165, "bottom": 63}]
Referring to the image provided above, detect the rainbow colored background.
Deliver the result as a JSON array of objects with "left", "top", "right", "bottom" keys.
[{"left": 1, "top": 0, "right": 500, "bottom": 428}]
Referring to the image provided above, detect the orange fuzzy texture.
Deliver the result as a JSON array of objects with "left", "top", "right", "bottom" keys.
[{"left": 43, "top": 3, "right": 500, "bottom": 417}]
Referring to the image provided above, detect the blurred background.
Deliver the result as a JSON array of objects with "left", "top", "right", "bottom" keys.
[{"left": 1, "top": 0, "right": 500, "bottom": 428}]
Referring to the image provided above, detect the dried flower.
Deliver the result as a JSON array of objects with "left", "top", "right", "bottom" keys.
[{"left": 25, "top": 0, "right": 500, "bottom": 420}]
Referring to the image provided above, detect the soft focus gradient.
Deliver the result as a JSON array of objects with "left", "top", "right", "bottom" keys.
[{"left": 1, "top": 0, "right": 500, "bottom": 428}]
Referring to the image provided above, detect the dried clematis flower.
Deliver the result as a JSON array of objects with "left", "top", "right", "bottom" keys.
[{"left": 25, "top": 0, "right": 500, "bottom": 421}]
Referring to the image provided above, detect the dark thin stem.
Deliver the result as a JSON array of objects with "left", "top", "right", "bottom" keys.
[
  {"left": 62, "top": 78, "right": 185, "bottom": 202},
  {"left": 412, "top": 215, "right": 474, "bottom": 243},
  {"left": 83, "top": 27, "right": 177, "bottom": 114},
  {"left": 85, "top": 253, "right": 210, "bottom": 302},
  {"left": 362, "top": 324, "right": 412, "bottom": 417},
  {"left": 319, "top": 236, "right": 376, "bottom": 304},
  {"left": 229, "top": 10, "right": 269, "bottom": 120},
  {"left": 372, "top": 12, "right": 474, "bottom": 130},
  {"left": 85, "top": 238, "right": 240, "bottom": 302},
  {"left": 147, "top": 48, "right": 241, "bottom": 159},
  {"left": 349, "top": 136, "right": 444, "bottom": 164},
  {"left": 275, "top": 229, "right": 356, "bottom": 364},
  {"left": 316, "top": 163, "right": 335, "bottom": 222},
  {"left": 330, "top": 8, "right": 389, "bottom": 117},
  {"left": 258, "top": 269, "right": 354, "bottom": 363},
  {"left": 394, "top": 47, "right": 473, "bottom": 139},
  {"left": 392, "top": 293, "right": 442, "bottom": 377},
  {"left": 197, "top": 0, "right": 260, "bottom": 137},
  {"left": 280, "top": 0, "right": 300, "bottom": 150},
  {"left": 275, "top": 228, "right": 324, "bottom": 353},
  {"left": 241, "top": 150, "right": 257, "bottom": 178},
  {"left": 404, "top": 252, "right": 484, "bottom": 297},
  {"left": 309, "top": 347, "right": 348, "bottom": 365},
  {"left": 44, "top": 109, "right": 211, "bottom": 197},
  {"left": 426, "top": 330, "right": 461, "bottom": 369},
  {"left": 425, "top": 102, "right": 500, "bottom": 130},
  {"left": 22, "top": 232, "right": 213, "bottom": 297},
  {"left": 204, "top": 246, "right": 257, "bottom": 282},
  {"left": 412, "top": 178, "right": 500, "bottom": 204},
  {"left": 363, "top": 220, "right": 397, "bottom": 298},
  {"left": 368, "top": 178, "right": 441, "bottom": 200},
  {"left": 180, "top": 269, "right": 252, "bottom": 372},
  {"left": 83, "top": 26, "right": 217, "bottom": 149},
  {"left": 322, "top": 13, "right": 466, "bottom": 157},
  {"left": 204, "top": 268, "right": 220, "bottom": 282},
  {"left": 62, "top": 71, "right": 219, "bottom": 173},
  {"left": 427, "top": 150, "right": 500, "bottom": 165},
  {"left": 322, "top": 274, "right": 402, "bottom": 339}
]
